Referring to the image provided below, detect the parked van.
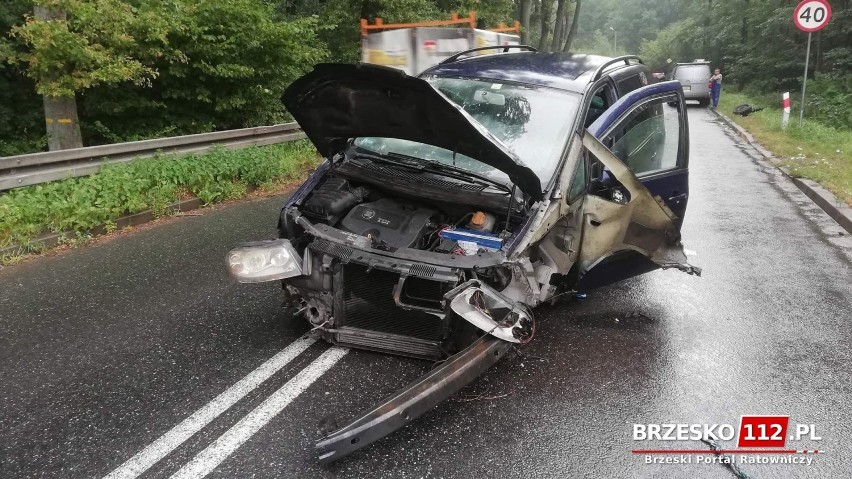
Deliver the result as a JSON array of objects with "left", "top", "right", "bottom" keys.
[{"left": 670, "top": 61, "right": 711, "bottom": 106}]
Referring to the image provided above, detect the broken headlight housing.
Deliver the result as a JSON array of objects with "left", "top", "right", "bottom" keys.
[
  {"left": 226, "top": 239, "right": 302, "bottom": 283},
  {"left": 447, "top": 279, "right": 534, "bottom": 343}
]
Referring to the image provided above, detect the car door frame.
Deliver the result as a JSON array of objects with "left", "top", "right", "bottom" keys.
[
  {"left": 590, "top": 81, "right": 690, "bottom": 224},
  {"left": 576, "top": 80, "right": 695, "bottom": 289}
]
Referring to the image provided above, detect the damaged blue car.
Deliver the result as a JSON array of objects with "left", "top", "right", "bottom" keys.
[{"left": 225, "top": 47, "right": 700, "bottom": 463}]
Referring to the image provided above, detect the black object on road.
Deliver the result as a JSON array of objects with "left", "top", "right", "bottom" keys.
[{"left": 733, "top": 104, "right": 764, "bottom": 116}]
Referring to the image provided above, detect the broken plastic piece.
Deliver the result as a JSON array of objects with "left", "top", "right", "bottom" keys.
[{"left": 446, "top": 279, "right": 534, "bottom": 343}]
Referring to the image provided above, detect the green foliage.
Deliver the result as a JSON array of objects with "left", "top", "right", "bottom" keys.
[
  {"left": 78, "top": 0, "right": 328, "bottom": 141},
  {"left": 10, "top": 0, "right": 160, "bottom": 97},
  {"left": 1, "top": 0, "right": 328, "bottom": 151},
  {"left": 1, "top": 0, "right": 48, "bottom": 154},
  {"left": 0, "top": 140, "right": 320, "bottom": 248},
  {"left": 639, "top": 19, "right": 700, "bottom": 71},
  {"left": 455, "top": 0, "right": 513, "bottom": 28},
  {"left": 578, "top": 0, "right": 851, "bottom": 129},
  {"left": 807, "top": 73, "right": 852, "bottom": 130},
  {"left": 718, "top": 91, "right": 852, "bottom": 205}
]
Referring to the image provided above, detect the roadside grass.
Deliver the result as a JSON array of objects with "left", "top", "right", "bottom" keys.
[
  {"left": 717, "top": 91, "right": 852, "bottom": 206},
  {"left": 0, "top": 140, "right": 320, "bottom": 258}
]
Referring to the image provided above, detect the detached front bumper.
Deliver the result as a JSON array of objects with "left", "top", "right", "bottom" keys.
[{"left": 316, "top": 334, "right": 512, "bottom": 463}]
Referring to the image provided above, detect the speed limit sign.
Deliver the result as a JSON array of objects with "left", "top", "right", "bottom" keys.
[
  {"left": 793, "top": 0, "right": 832, "bottom": 32},
  {"left": 792, "top": 0, "right": 831, "bottom": 126}
]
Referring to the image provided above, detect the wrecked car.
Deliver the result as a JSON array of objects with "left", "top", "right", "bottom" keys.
[{"left": 226, "top": 47, "right": 700, "bottom": 463}]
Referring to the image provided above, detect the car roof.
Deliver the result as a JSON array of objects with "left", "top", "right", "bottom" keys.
[{"left": 423, "top": 52, "right": 645, "bottom": 93}]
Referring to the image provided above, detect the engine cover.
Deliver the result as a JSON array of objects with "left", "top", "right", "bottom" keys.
[
  {"left": 341, "top": 198, "right": 437, "bottom": 248},
  {"left": 301, "top": 178, "right": 363, "bottom": 223}
]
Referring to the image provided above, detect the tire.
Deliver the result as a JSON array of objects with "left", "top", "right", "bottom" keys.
[{"left": 700, "top": 98, "right": 710, "bottom": 107}]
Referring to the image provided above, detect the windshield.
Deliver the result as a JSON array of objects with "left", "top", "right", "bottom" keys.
[{"left": 353, "top": 77, "right": 580, "bottom": 185}]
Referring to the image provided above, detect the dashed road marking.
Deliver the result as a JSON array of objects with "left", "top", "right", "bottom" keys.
[
  {"left": 169, "top": 347, "right": 349, "bottom": 479},
  {"left": 103, "top": 336, "right": 316, "bottom": 479}
]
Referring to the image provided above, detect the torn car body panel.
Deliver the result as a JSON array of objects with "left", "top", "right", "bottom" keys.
[{"left": 578, "top": 132, "right": 694, "bottom": 276}]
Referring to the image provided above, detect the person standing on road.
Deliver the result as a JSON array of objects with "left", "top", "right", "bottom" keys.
[{"left": 709, "top": 68, "right": 723, "bottom": 108}]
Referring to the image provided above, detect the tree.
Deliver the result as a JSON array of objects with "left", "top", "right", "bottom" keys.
[
  {"left": 517, "top": 0, "right": 533, "bottom": 44},
  {"left": 32, "top": 6, "right": 81, "bottom": 150},
  {"left": 538, "top": 0, "right": 552, "bottom": 51},
  {"left": 4, "top": 0, "right": 328, "bottom": 147},
  {"left": 562, "top": 0, "right": 580, "bottom": 51},
  {"left": 10, "top": 0, "right": 163, "bottom": 149},
  {"left": 550, "top": 0, "right": 566, "bottom": 51}
]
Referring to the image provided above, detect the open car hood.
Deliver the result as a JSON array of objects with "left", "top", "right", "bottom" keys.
[{"left": 282, "top": 63, "right": 544, "bottom": 200}]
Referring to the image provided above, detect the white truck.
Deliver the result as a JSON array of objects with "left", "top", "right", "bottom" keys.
[{"left": 361, "top": 24, "right": 520, "bottom": 75}]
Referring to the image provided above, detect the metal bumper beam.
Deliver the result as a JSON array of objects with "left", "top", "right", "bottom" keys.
[{"left": 315, "top": 334, "right": 512, "bottom": 463}]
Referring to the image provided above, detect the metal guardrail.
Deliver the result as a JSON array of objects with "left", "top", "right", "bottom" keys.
[{"left": 0, "top": 122, "right": 306, "bottom": 191}]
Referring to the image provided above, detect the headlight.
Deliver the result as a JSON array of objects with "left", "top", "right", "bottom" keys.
[{"left": 226, "top": 239, "right": 302, "bottom": 283}]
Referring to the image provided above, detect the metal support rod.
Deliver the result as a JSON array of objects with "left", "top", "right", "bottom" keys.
[{"left": 799, "top": 32, "right": 812, "bottom": 127}]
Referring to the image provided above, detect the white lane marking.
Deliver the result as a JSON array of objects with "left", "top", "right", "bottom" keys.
[
  {"left": 170, "top": 347, "right": 348, "bottom": 479},
  {"left": 104, "top": 337, "right": 316, "bottom": 479}
]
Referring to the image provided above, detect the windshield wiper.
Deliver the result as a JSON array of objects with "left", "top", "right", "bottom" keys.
[{"left": 384, "top": 151, "right": 514, "bottom": 195}]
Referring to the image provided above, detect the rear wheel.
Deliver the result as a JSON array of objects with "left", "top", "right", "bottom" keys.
[{"left": 700, "top": 98, "right": 710, "bottom": 107}]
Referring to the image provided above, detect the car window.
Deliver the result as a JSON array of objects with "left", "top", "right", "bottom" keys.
[
  {"left": 673, "top": 64, "right": 710, "bottom": 81},
  {"left": 355, "top": 78, "right": 581, "bottom": 185},
  {"left": 584, "top": 85, "right": 612, "bottom": 128},
  {"left": 616, "top": 74, "right": 644, "bottom": 96},
  {"left": 605, "top": 94, "right": 682, "bottom": 176},
  {"left": 568, "top": 156, "right": 587, "bottom": 201}
]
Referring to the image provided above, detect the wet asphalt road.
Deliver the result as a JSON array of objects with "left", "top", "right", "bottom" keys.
[{"left": 2, "top": 108, "right": 851, "bottom": 479}]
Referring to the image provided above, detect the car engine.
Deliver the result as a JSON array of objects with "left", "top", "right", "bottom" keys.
[
  {"left": 341, "top": 198, "right": 439, "bottom": 249},
  {"left": 294, "top": 177, "right": 502, "bottom": 254}
]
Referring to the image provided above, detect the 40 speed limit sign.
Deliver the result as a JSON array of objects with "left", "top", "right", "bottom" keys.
[
  {"left": 792, "top": 0, "right": 831, "bottom": 126},
  {"left": 793, "top": 0, "right": 832, "bottom": 32}
]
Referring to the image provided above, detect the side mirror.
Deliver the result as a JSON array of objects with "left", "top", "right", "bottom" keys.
[{"left": 589, "top": 176, "right": 630, "bottom": 204}]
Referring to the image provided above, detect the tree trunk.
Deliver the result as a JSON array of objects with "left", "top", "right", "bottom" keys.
[
  {"left": 558, "top": 8, "right": 569, "bottom": 47},
  {"left": 519, "top": 0, "right": 533, "bottom": 45},
  {"left": 42, "top": 95, "right": 83, "bottom": 151},
  {"left": 34, "top": 6, "right": 83, "bottom": 150},
  {"left": 562, "top": 0, "right": 581, "bottom": 52},
  {"left": 538, "top": 0, "right": 552, "bottom": 52},
  {"left": 550, "top": 0, "right": 566, "bottom": 52}
]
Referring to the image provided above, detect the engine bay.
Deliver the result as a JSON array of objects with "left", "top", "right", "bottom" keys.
[{"left": 286, "top": 176, "right": 512, "bottom": 256}]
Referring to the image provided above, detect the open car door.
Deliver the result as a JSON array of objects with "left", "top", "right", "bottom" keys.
[{"left": 577, "top": 81, "right": 700, "bottom": 288}]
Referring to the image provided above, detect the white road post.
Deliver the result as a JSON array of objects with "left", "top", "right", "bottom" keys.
[{"left": 782, "top": 92, "right": 791, "bottom": 129}]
